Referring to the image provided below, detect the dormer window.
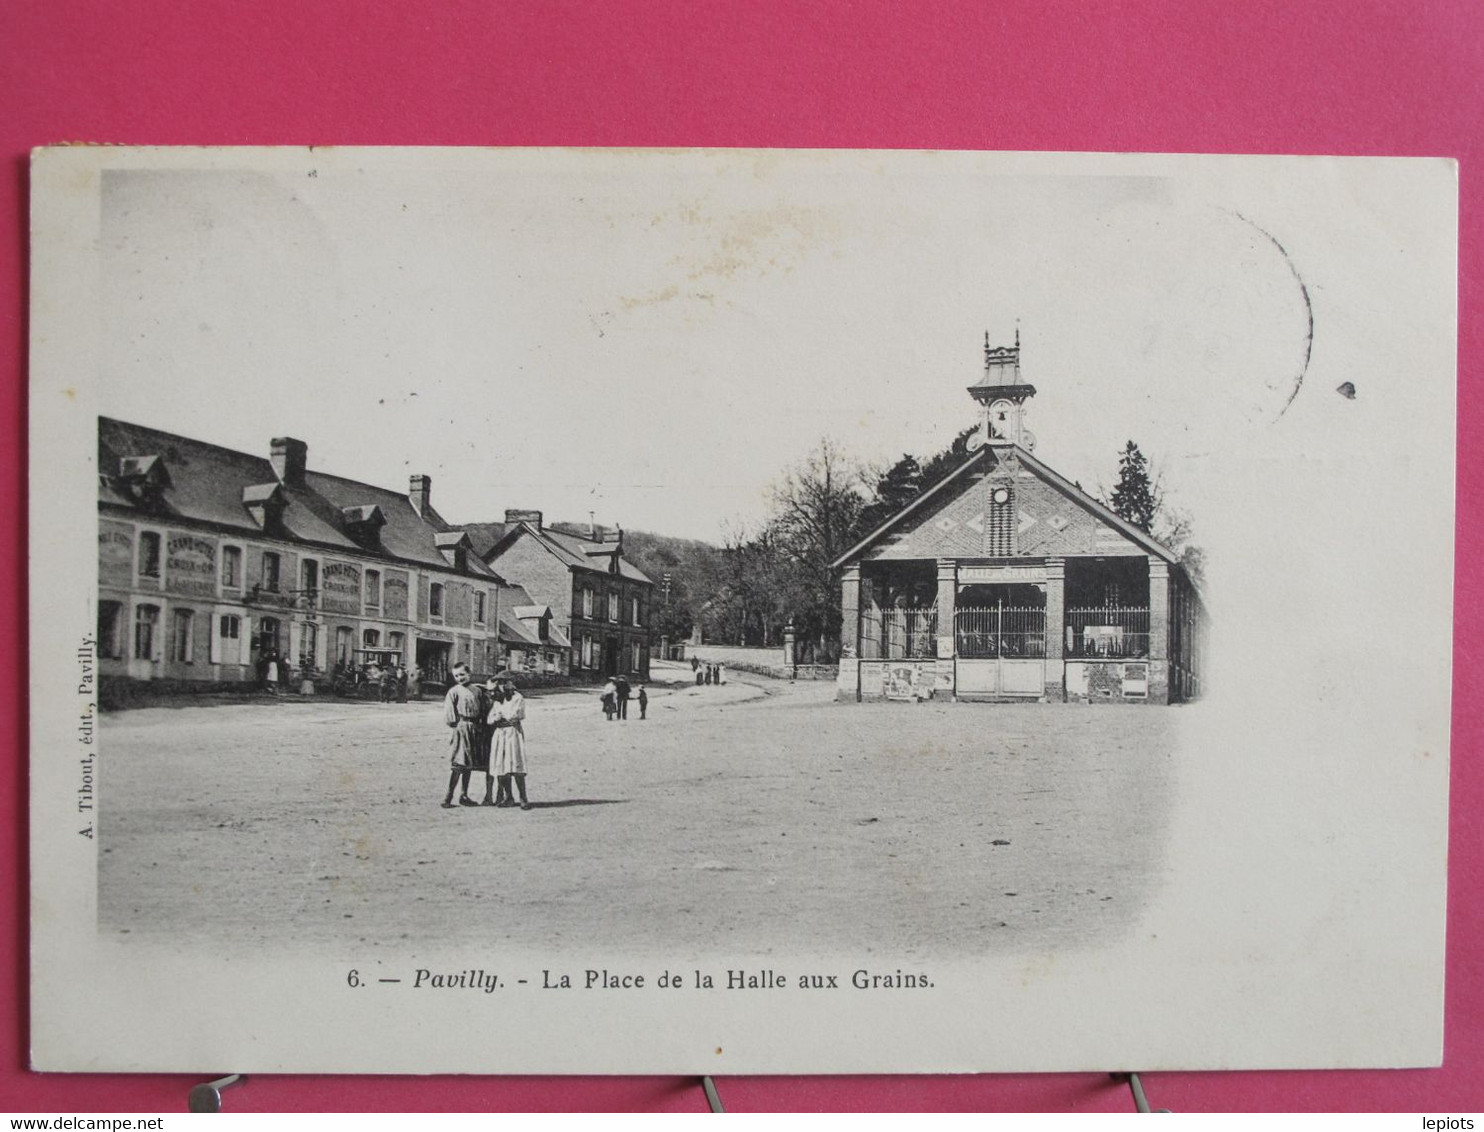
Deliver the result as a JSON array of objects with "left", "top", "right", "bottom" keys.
[
  {"left": 342, "top": 504, "right": 387, "bottom": 549},
  {"left": 242, "top": 483, "right": 286, "bottom": 531},
  {"left": 435, "top": 531, "right": 472, "bottom": 572},
  {"left": 115, "top": 455, "right": 172, "bottom": 510}
]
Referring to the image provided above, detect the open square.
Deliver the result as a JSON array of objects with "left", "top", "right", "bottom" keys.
[{"left": 100, "top": 664, "right": 1180, "bottom": 958}]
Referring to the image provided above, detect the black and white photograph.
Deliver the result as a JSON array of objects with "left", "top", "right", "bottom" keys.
[{"left": 29, "top": 147, "right": 1455, "bottom": 1075}]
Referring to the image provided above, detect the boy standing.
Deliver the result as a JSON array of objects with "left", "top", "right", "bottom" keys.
[{"left": 441, "top": 662, "right": 483, "bottom": 808}]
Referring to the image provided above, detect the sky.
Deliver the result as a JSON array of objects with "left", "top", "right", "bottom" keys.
[{"left": 97, "top": 149, "right": 1351, "bottom": 543}]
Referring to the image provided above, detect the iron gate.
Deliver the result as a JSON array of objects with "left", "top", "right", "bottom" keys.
[{"left": 954, "top": 603, "right": 1046, "bottom": 696}]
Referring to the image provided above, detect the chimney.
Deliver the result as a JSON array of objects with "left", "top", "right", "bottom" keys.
[
  {"left": 270, "top": 437, "right": 308, "bottom": 486},
  {"left": 409, "top": 474, "right": 432, "bottom": 517},
  {"left": 504, "top": 509, "right": 543, "bottom": 528}
]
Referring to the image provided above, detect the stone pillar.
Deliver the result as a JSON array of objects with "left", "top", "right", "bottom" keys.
[
  {"left": 783, "top": 623, "right": 796, "bottom": 668},
  {"left": 836, "top": 566, "right": 861, "bottom": 701},
  {"left": 1147, "top": 558, "right": 1171, "bottom": 705},
  {"left": 935, "top": 559, "right": 957, "bottom": 699},
  {"left": 1044, "top": 557, "right": 1065, "bottom": 702}
]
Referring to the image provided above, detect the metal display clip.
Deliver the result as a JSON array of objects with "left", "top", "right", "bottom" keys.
[
  {"left": 1110, "top": 1072, "right": 1170, "bottom": 1113},
  {"left": 701, "top": 1075, "right": 725, "bottom": 1112},
  {"left": 187, "top": 1073, "right": 246, "bottom": 1112}
]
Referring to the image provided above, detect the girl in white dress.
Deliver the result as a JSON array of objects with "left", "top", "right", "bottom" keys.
[{"left": 487, "top": 675, "right": 530, "bottom": 810}]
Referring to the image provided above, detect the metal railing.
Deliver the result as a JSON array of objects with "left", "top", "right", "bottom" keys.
[
  {"left": 1066, "top": 605, "right": 1150, "bottom": 658},
  {"left": 954, "top": 605, "right": 1046, "bottom": 659},
  {"left": 860, "top": 606, "right": 938, "bottom": 660}
]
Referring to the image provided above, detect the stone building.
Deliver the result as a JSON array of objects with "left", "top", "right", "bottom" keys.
[
  {"left": 97, "top": 418, "right": 507, "bottom": 695},
  {"left": 832, "top": 337, "right": 1205, "bottom": 705},
  {"left": 482, "top": 510, "right": 654, "bottom": 681}
]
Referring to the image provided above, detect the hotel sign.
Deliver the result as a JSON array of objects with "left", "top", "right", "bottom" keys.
[
  {"left": 321, "top": 562, "right": 361, "bottom": 613},
  {"left": 384, "top": 574, "right": 410, "bottom": 619},
  {"left": 98, "top": 527, "right": 133, "bottom": 585},
  {"left": 166, "top": 535, "right": 217, "bottom": 597}
]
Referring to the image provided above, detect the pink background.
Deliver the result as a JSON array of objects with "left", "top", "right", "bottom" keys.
[{"left": 2, "top": 0, "right": 1480, "bottom": 1113}]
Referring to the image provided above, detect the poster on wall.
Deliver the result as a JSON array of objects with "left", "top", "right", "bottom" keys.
[{"left": 29, "top": 147, "right": 1454, "bottom": 1074}]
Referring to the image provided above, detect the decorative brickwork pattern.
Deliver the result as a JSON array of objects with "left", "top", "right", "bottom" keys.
[{"left": 868, "top": 452, "right": 1147, "bottom": 562}]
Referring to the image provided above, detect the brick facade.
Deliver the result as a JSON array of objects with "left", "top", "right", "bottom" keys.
[{"left": 836, "top": 445, "right": 1204, "bottom": 706}]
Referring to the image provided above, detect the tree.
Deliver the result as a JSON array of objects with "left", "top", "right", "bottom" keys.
[
  {"left": 854, "top": 423, "right": 980, "bottom": 539},
  {"left": 1109, "top": 441, "right": 1159, "bottom": 533},
  {"left": 617, "top": 530, "right": 727, "bottom": 645},
  {"left": 1104, "top": 441, "right": 1206, "bottom": 589},
  {"left": 915, "top": 423, "right": 981, "bottom": 497},
  {"left": 767, "top": 439, "right": 869, "bottom": 659},
  {"left": 1151, "top": 504, "right": 1207, "bottom": 591},
  {"left": 709, "top": 521, "right": 798, "bottom": 647},
  {"left": 855, "top": 454, "right": 923, "bottom": 537}
]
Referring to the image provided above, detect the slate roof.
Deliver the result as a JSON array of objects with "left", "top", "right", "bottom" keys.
[
  {"left": 97, "top": 417, "right": 504, "bottom": 579},
  {"left": 486, "top": 522, "right": 655, "bottom": 586},
  {"left": 497, "top": 583, "right": 572, "bottom": 649}
]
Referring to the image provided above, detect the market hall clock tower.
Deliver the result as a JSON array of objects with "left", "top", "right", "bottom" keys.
[{"left": 967, "top": 328, "right": 1037, "bottom": 452}]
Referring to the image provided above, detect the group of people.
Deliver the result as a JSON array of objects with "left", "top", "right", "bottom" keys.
[
  {"left": 441, "top": 663, "right": 530, "bottom": 810},
  {"left": 257, "top": 650, "right": 290, "bottom": 695},
  {"left": 691, "top": 657, "right": 726, "bottom": 687},
  {"left": 599, "top": 673, "right": 647, "bottom": 721},
  {"left": 257, "top": 649, "right": 421, "bottom": 702}
]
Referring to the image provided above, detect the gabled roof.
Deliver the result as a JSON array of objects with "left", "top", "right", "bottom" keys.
[
  {"left": 98, "top": 417, "right": 503, "bottom": 580},
  {"left": 485, "top": 522, "right": 655, "bottom": 586},
  {"left": 831, "top": 443, "right": 1180, "bottom": 568},
  {"left": 831, "top": 446, "right": 995, "bottom": 568},
  {"left": 1014, "top": 447, "right": 1180, "bottom": 563}
]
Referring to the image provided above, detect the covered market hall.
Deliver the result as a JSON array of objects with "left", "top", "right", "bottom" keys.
[{"left": 832, "top": 336, "right": 1205, "bottom": 705}]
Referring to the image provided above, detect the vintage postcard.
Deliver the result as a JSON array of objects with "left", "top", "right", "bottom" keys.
[{"left": 29, "top": 147, "right": 1455, "bottom": 1074}]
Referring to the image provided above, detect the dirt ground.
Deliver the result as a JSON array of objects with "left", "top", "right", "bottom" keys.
[{"left": 99, "top": 663, "right": 1179, "bottom": 959}]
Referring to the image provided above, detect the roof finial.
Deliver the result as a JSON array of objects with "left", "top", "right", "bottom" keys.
[{"left": 1015, "top": 320, "right": 1020, "bottom": 351}]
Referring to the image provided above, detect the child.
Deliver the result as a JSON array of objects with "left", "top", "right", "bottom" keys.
[
  {"left": 487, "top": 674, "right": 530, "bottom": 809},
  {"left": 637, "top": 684, "right": 648, "bottom": 720},
  {"left": 440, "top": 663, "right": 482, "bottom": 808}
]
